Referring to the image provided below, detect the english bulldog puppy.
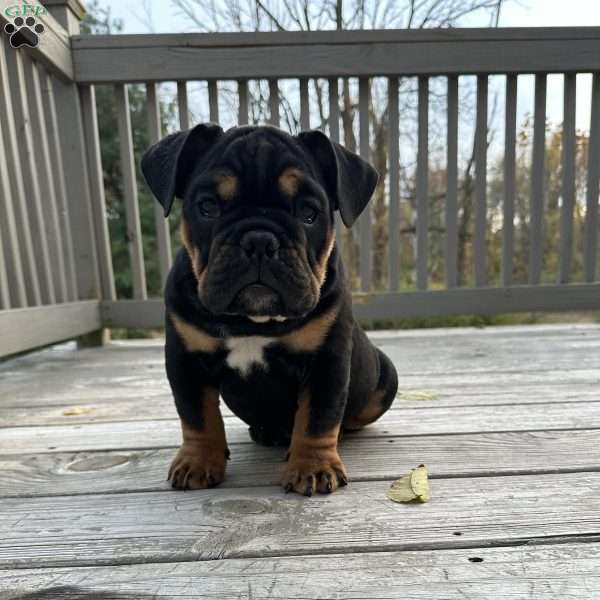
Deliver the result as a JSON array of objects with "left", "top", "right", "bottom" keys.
[{"left": 141, "top": 124, "right": 398, "bottom": 496}]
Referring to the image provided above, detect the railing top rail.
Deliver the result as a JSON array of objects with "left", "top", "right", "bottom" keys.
[
  {"left": 70, "top": 26, "right": 600, "bottom": 84},
  {"left": 0, "top": 0, "right": 73, "bottom": 80},
  {"left": 72, "top": 26, "right": 600, "bottom": 48}
]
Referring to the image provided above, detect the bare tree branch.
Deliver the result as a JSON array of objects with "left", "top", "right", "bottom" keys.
[{"left": 255, "top": 0, "right": 287, "bottom": 30}]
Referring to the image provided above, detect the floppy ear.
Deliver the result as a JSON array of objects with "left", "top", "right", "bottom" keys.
[
  {"left": 141, "top": 123, "right": 224, "bottom": 216},
  {"left": 297, "top": 130, "right": 378, "bottom": 228}
]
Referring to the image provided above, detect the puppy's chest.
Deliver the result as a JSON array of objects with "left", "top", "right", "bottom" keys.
[{"left": 224, "top": 336, "right": 279, "bottom": 376}]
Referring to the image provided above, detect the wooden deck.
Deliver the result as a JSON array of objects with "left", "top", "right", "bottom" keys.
[{"left": 0, "top": 323, "right": 599, "bottom": 598}]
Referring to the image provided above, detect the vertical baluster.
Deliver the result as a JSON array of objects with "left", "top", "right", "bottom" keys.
[
  {"left": 79, "top": 84, "right": 116, "bottom": 301},
  {"left": 238, "top": 80, "right": 249, "bottom": 125},
  {"left": 0, "top": 227, "right": 9, "bottom": 309},
  {"left": 358, "top": 77, "right": 371, "bottom": 292},
  {"left": 446, "top": 75, "right": 458, "bottom": 289},
  {"left": 0, "top": 40, "right": 36, "bottom": 306},
  {"left": 474, "top": 75, "right": 488, "bottom": 287},
  {"left": 146, "top": 82, "right": 172, "bottom": 291},
  {"left": 299, "top": 78, "right": 310, "bottom": 131},
  {"left": 177, "top": 81, "right": 190, "bottom": 130},
  {"left": 529, "top": 74, "right": 547, "bottom": 285},
  {"left": 388, "top": 77, "right": 400, "bottom": 292},
  {"left": 584, "top": 73, "right": 600, "bottom": 282},
  {"left": 0, "top": 112, "right": 14, "bottom": 307},
  {"left": 43, "top": 72, "right": 78, "bottom": 301},
  {"left": 115, "top": 83, "right": 147, "bottom": 300},
  {"left": 328, "top": 78, "right": 340, "bottom": 142},
  {"left": 416, "top": 76, "right": 429, "bottom": 291},
  {"left": 208, "top": 80, "right": 219, "bottom": 123},
  {"left": 502, "top": 74, "right": 517, "bottom": 287},
  {"left": 5, "top": 46, "right": 55, "bottom": 304},
  {"left": 24, "top": 58, "right": 69, "bottom": 302},
  {"left": 268, "top": 79, "right": 280, "bottom": 127},
  {"left": 328, "top": 77, "right": 343, "bottom": 239},
  {"left": 559, "top": 73, "right": 576, "bottom": 284},
  {"left": 0, "top": 41, "right": 27, "bottom": 307},
  {"left": 0, "top": 203, "right": 23, "bottom": 306}
]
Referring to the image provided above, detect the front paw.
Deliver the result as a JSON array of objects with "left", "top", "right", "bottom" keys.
[
  {"left": 282, "top": 452, "right": 348, "bottom": 496},
  {"left": 168, "top": 444, "right": 228, "bottom": 490}
]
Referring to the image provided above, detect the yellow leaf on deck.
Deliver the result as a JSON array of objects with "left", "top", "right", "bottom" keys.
[
  {"left": 397, "top": 390, "right": 438, "bottom": 401},
  {"left": 62, "top": 406, "right": 95, "bottom": 416},
  {"left": 387, "top": 464, "right": 430, "bottom": 503}
]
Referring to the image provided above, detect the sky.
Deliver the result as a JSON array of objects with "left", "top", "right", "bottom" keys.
[
  {"left": 95, "top": 0, "right": 600, "bottom": 136},
  {"left": 101, "top": 0, "right": 600, "bottom": 32}
]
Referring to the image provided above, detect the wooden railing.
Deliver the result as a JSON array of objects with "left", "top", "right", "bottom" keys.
[
  {"left": 1, "top": 0, "right": 600, "bottom": 357},
  {"left": 0, "top": 0, "right": 104, "bottom": 355}
]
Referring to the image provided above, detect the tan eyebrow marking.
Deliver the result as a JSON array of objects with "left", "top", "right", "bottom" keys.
[
  {"left": 278, "top": 167, "right": 303, "bottom": 198},
  {"left": 215, "top": 174, "right": 237, "bottom": 201}
]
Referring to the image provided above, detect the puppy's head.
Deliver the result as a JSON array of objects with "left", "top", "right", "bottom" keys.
[{"left": 142, "top": 124, "right": 377, "bottom": 321}]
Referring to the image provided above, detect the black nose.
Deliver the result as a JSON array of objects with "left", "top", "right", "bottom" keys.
[{"left": 240, "top": 230, "right": 280, "bottom": 258}]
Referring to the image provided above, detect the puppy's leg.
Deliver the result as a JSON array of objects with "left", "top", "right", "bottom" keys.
[
  {"left": 166, "top": 323, "right": 228, "bottom": 490},
  {"left": 168, "top": 387, "right": 228, "bottom": 489},
  {"left": 282, "top": 321, "right": 351, "bottom": 496},
  {"left": 283, "top": 391, "right": 347, "bottom": 496},
  {"left": 343, "top": 347, "right": 398, "bottom": 430}
]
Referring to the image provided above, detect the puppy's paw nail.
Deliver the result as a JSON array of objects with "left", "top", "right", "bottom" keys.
[
  {"left": 168, "top": 445, "right": 227, "bottom": 490},
  {"left": 282, "top": 455, "right": 347, "bottom": 496}
]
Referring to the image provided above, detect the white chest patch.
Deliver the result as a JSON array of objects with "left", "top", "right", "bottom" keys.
[{"left": 225, "top": 336, "right": 276, "bottom": 376}]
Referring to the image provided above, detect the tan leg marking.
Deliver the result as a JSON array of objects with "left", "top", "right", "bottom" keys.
[
  {"left": 282, "top": 391, "right": 347, "bottom": 496},
  {"left": 343, "top": 389, "right": 386, "bottom": 431},
  {"left": 168, "top": 387, "right": 229, "bottom": 490},
  {"left": 170, "top": 313, "right": 223, "bottom": 353},
  {"left": 280, "top": 306, "right": 339, "bottom": 353}
]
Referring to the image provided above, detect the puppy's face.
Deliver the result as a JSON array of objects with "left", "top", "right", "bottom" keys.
[
  {"left": 181, "top": 129, "right": 335, "bottom": 320},
  {"left": 142, "top": 125, "right": 378, "bottom": 322}
]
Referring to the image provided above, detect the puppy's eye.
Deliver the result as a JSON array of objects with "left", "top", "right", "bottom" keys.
[
  {"left": 198, "top": 197, "right": 221, "bottom": 218},
  {"left": 300, "top": 205, "right": 318, "bottom": 224}
]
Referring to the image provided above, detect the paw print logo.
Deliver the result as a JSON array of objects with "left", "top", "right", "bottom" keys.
[{"left": 4, "top": 16, "right": 45, "bottom": 49}]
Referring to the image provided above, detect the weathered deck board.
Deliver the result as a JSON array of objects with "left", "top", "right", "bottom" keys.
[
  {"left": 3, "top": 324, "right": 600, "bottom": 371},
  {"left": 3, "top": 400, "right": 599, "bottom": 454},
  {"left": 0, "top": 472, "right": 599, "bottom": 568},
  {"left": 1, "top": 429, "right": 599, "bottom": 498},
  {"left": 3, "top": 367, "right": 600, "bottom": 411},
  {"left": 1, "top": 369, "right": 598, "bottom": 411},
  {"left": 1, "top": 382, "right": 599, "bottom": 426},
  {"left": 2, "top": 326, "right": 600, "bottom": 410},
  {"left": 0, "top": 324, "right": 598, "bottom": 597},
  {"left": 1, "top": 543, "right": 599, "bottom": 599}
]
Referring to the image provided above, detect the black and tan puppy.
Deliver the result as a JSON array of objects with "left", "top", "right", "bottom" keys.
[{"left": 141, "top": 124, "right": 398, "bottom": 496}]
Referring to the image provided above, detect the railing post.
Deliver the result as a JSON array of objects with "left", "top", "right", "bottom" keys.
[
  {"left": 42, "top": 0, "right": 86, "bottom": 31},
  {"left": 46, "top": 0, "right": 109, "bottom": 347}
]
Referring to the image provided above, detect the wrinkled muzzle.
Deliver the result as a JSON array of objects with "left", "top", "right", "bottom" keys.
[{"left": 197, "top": 221, "right": 320, "bottom": 319}]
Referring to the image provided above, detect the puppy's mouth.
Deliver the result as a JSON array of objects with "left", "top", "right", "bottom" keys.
[{"left": 228, "top": 284, "right": 288, "bottom": 322}]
